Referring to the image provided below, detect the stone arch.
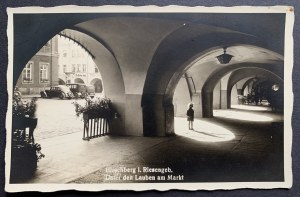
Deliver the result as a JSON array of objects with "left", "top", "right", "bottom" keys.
[
  {"left": 235, "top": 77, "right": 253, "bottom": 95},
  {"left": 229, "top": 77, "right": 253, "bottom": 105},
  {"left": 13, "top": 24, "right": 126, "bottom": 134},
  {"left": 90, "top": 78, "right": 103, "bottom": 93},
  {"left": 143, "top": 43, "right": 283, "bottom": 135},
  {"left": 141, "top": 27, "right": 270, "bottom": 136},
  {"left": 12, "top": 13, "right": 285, "bottom": 137},
  {"left": 227, "top": 68, "right": 283, "bottom": 108},
  {"left": 242, "top": 78, "right": 256, "bottom": 96},
  {"left": 201, "top": 62, "right": 283, "bottom": 117}
]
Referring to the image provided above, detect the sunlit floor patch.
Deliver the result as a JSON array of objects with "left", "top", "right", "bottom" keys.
[
  {"left": 175, "top": 118, "right": 235, "bottom": 142},
  {"left": 231, "top": 104, "right": 271, "bottom": 111},
  {"left": 214, "top": 109, "right": 274, "bottom": 122}
]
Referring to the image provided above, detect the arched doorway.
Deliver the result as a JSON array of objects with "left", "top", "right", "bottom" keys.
[
  {"left": 74, "top": 78, "right": 85, "bottom": 84},
  {"left": 58, "top": 78, "right": 66, "bottom": 85},
  {"left": 227, "top": 68, "right": 283, "bottom": 109},
  {"left": 90, "top": 78, "right": 103, "bottom": 93}
]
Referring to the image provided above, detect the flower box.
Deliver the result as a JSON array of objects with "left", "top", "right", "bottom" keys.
[{"left": 73, "top": 97, "right": 117, "bottom": 140}]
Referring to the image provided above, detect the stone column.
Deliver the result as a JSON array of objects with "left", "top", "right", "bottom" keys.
[
  {"left": 123, "top": 94, "right": 144, "bottom": 136},
  {"left": 202, "top": 91, "right": 213, "bottom": 118},
  {"left": 220, "top": 90, "right": 228, "bottom": 109},
  {"left": 237, "top": 89, "right": 242, "bottom": 95},
  {"left": 142, "top": 94, "right": 174, "bottom": 136}
]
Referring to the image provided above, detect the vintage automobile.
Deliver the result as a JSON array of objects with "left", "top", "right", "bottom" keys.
[
  {"left": 66, "top": 83, "right": 95, "bottom": 99},
  {"left": 86, "top": 85, "right": 95, "bottom": 99},
  {"left": 40, "top": 85, "right": 74, "bottom": 99}
]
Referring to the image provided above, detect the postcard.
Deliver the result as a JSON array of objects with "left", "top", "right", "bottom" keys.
[{"left": 5, "top": 5, "right": 294, "bottom": 192}]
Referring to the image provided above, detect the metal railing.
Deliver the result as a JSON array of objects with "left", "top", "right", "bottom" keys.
[{"left": 83, "top": 115, "right": 110, "bottom": 140}]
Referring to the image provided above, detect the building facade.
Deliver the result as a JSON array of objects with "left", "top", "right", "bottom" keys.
[
  {"left": 16, "top": 37, "right": 59, "bottom": 95},
  {"left": 57, "top": 36, "right": 103, "bottom": 93}
]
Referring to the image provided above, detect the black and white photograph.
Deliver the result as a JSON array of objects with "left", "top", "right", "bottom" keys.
[{"left": 5, "top": 5, "right": 294, "bottom": 192}]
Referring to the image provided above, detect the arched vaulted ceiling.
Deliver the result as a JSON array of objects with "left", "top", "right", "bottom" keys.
[
  {"left": 14, "top": 13, "right": 285, "bottom": 93},
  {"left": 12, "top": 12, "right": 286, "bottom": 136},
  {"left": 13, "top": 13, "right": 285, "bottom": 110}
]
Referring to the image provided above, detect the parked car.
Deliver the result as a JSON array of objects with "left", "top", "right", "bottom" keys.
[
  {"left": 66, "top": 83, "right": 95, "bottom": 99},
  {"left": 40, "top": 85, "right": 74, "bottom": 99},
  {"left": 66, "top": 83, "right": 87, "bottom": 99},
  {"left": 86, "top": 85, "right": 95, "bottom": 99}
]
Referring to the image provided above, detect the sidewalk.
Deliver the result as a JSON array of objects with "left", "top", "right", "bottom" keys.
[
  {"left": 21, "top": 94, "right": 41, "bottom": 99},
  {"left": 27, "top": 132, "right": 170, "bottom": 183}
]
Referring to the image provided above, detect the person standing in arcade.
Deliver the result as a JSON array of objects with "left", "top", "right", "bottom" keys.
[{"left": 186, "top": 103, "right": 194, "bottom": 130}]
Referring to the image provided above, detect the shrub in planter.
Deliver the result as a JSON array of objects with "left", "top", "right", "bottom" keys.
[
  {"left": 73, "top": 97, "right": 115, "bottom": 120},
  {"left": 10, "top": 95, "right": 45, "bottom": 182}
]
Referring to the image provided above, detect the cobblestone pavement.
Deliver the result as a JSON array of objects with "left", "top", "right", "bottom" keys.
[
  {"left": 33, "top": 98, "right": 85, "bottom": 141},
  {"left": 22, "top": 94, "right": 103, "bottom": 141}
]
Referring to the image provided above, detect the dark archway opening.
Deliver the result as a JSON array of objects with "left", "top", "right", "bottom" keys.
[
  {"left": 58, "top": 78, "right": 66, "bottom": 85},
  {"left": 74, "top": 78, "right": 85, "bottom": 84},
  {"left": 90, "top": 78, "right": 103, "bottom": 93}
]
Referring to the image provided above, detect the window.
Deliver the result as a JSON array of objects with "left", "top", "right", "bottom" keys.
[
  {"left": 63, "top": 65, "right": 67, "bottom": 73},
  {"left": 95, "top": 66, "right": 99, "bottom": 73},
  {"left": 63, "top": 50, "right": 67, "bottom": 57},
  {"left": 77, "top": 64, "right": 81, "bottom": 72},
  {"left": 22, "top": 62, "right": 33, "bottom": 83},
  {"left": 72, "top": 64, "right": 76, "bottom": 73},
  {"left": 40, "top": 63, "right": 49, "bottom": 83},
  {"left": 82, "top": 64, "right": 86, "bottom": 72}
]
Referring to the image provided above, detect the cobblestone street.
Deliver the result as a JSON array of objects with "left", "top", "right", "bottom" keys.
[{"left": 25, "top": 97, "right": 87, "bottom": 141}]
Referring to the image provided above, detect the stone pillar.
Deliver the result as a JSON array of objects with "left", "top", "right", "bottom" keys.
[
  {"left": 202, "top": 91, "right": 213, "bottom": 118},
  {"left": 237, "top": 89, "right": 242, "bottom": 95},
  {"left": 143, "top": 94, "right": 174, "bottom": 136},
  {"left": 124, "top": 94, "right": 144, "bottom": 136},
  {"left": 51, "top": 37, "right": 59, "bottom": 86},
  {"left": 165, "top": 104, "right": 175, "bottom": 136},
  {"left": 220, "top": 90, "right": 228, "bottom": 109},
  {"left": 230, "top": 86, "right": 239, "bottom": 106},
  {"left": 235, "top": 89, "right": 243, "bottom": 105},
  {"left": 109, "top": 100, "right": 125, "bottom": 136},
  {"left": 213, "top": 82, "right": 221, "bottom": 109}
]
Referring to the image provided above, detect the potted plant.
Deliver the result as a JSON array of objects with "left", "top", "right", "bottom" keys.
[{"left": 10, "top": 95, "right": 45, "bottom": 182}]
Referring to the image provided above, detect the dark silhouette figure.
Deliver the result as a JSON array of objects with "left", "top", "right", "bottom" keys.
[{"left": 186, "top": 104, "right": 194, "bottom": 130}]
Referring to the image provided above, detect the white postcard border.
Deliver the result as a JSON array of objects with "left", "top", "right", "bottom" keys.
[{"left": 5, "top": 5, "right": 294, "bottom": 192}]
